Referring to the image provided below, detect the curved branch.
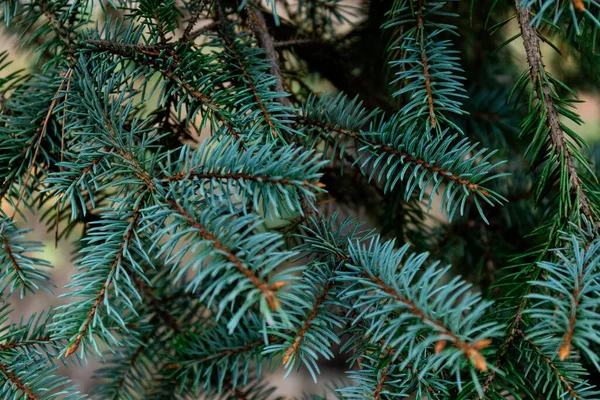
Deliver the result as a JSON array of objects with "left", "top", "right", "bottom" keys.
[
  {"left": 516, "top": 329, "right": 580, "bottom": 399},
  {"left": 367, "top": 274, "right": 489, "bottom": 371},
  {"left": 0, "top": 233, "right": 31, "bottom": 290}
]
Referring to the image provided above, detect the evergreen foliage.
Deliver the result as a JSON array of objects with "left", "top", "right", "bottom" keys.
[{"left": 0, "top": 0, "right": 599, "bottom": 398}]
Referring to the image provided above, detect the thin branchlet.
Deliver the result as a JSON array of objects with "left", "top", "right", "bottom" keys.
[
  {"left": 83, "top": 40, "right": 245, "bottom": 145},
  {"left": 415, "top": 0, "right": 436, "bottom": 128},
  {"left": 217, "top": 29, "right": 281, "bottom": 137},
  {"left": 368, "top": 274, "right": 490, "bottom": 371}
]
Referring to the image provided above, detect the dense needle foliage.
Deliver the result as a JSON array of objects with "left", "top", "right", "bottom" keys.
[{"left": 0, "top": 0, "right": 599, "bottom": 398}]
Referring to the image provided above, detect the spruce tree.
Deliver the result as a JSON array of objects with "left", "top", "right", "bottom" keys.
[{"left": 0, "top": 0, "right": 599, "bottom": 398}]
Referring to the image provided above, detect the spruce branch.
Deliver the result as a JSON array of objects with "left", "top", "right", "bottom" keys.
[
  {"left": 515, "top": 1, "right": 598, "bottom": 224},
  {"left": 264, "top": 263, "right": 343, "bottom": 380},
  {"left": 525, "top": 224, "right": 600, "bottom": 369},
  {"left": 300, "top": 93, "right": 506, "bottom": 221},
  {"left": 220, "top": 32, "right": 279, "bottom": 137},
  {"left": 0, "top": 359, "right": 38, "bottom": 400},
  {"left": 414, "top": 0, "right": 436, "bottom": 128},
  {"left": 515, "top": 329, "right": 582, "bottom": 399},
  {"left": 81, "top": 40, "right": 245, "bottom": 144},
  {"left": 281, "top": 278, "right": 333, "bottom": 365},
  {"left": 62, "top": 199, "right": 144, "bottom": 359},
  {"left": 165, "top": 199, "right": 283, "bottom": 311},
  {"left": 0, "top": 218, "right": 52, "bottom": 296},
  {"left": 12, "top": 68, "right": 72, "bottom": 218},
  {"left": 383, "top": 0, "right": 467, "bottom": 131}
]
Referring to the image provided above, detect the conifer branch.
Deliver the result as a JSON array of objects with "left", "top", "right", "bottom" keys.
[
  {"left": 12, "top": 68, "right": 72, "bottom": 218},
  {"left": 165, "top": 170, "right": 320, "bottom": 189},
  {"left": 64, "top": 204, "right": 143, "bottom": 358},
  {"left": 0, "top": 232, "right": 30, "bottom": 290},
  {"left": 300, "top": 117, "right": 491, "bottom": 198},
  {"left": 516, "top": 329, "right": 580, "bottom": 399},
  {"left": 373, "top": 362, "right": 392, "bottom": 400},
  {"left": 182, "top": 0, "right": 207, "bottom": 39},
  {"left": 558, "top": 242, "right": 592, "bottom": 360},
  {"left": 218, "top": 30, "right": 281, "bottom": 137},
  {"left": 36, "top": 0, "right": 72, "bottom": 47},
  {"left": 134, "top": 278, "right": 183, "bottom": 336},
  {"left": 165, "top": 199, "right": 282, "bottom": 310},
  {"left": 82, "top": 40, "right": 244, "bottom": 144},
  {"left": 366, "top": 274, "right": 489, "bottom": 371},
  {"left": 0, "top": 360, "right": 38, "bottom": 400},
  {"left": 415, "top": 0, "right": 436, "bottom": 128},
  {"left": 188, "top": 21, "right": 221, "bottom": 40},
  {"left": 515, "top": 1, "right": 596, "bottom": 223},
  {"left": 0, "top": 337, "right": 54, "bottom": 351},
  {"left": 246, "top": 7, "right": 292, "bottom": 108},
  {"left": 282, "top": 278, "right": 334, "bottom": 364},
  {"left": 112, "top": 338, "right": 148, "bottom": 399}
]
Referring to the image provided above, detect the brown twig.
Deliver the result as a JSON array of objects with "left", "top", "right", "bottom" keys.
[
  {"left": 64, "top": 203, "right": 144, "bottom": 358},
  {"left": 0, "top": 231, "right": 31, "bottom": 290},
  {"left": 218, "top": 30, "right": 281, "bottom": 137},
  {"left": 246, "top": 7, "right": 292, "bottom": 109},
  {"left": 415, "top": 0, "right": 436, "bottom": 128},
  {"left": 559, "top": 242, "right": 592, "bottom": 360},
  {"left": 166, "top": 169, "right": 322, "bottom": 190},
  {"left": 367, "top": 274, "right": 491, "bottom": 371}
]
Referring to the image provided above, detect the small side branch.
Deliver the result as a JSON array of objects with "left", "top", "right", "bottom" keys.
[
  {"left": 83, "top": 40, "right": 244, "bottom": 145},
  {"left": 368, "top": 274, "right": 489, "bottom": 371},
  {"left": 64, "top": 206, "right": 143, "bottom": 358},
  {"left": 415, "top": 0, "right": 436, "bottom": 128}
]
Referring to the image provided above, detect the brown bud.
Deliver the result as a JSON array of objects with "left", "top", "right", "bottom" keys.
[
  {"left": 435, "top": 340, "right": 447, "bottom": 354},
  {"left": 559, "top": 343, "right": 571, "bottom": 360},
  {"left": 473, "top": 338, "right": 492, "bottom": 350},
  {"left": 270, "top": 281, "right": 288, "bottom": 290},
  {"left": 64, "top": 343, "right": 79, "bottom": 358},
  {"left": 573, "top": 0, "right": 585, "bottom": 12},
  {"left": 472, "top": 352, "right": 488, "bottom": 372}
]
